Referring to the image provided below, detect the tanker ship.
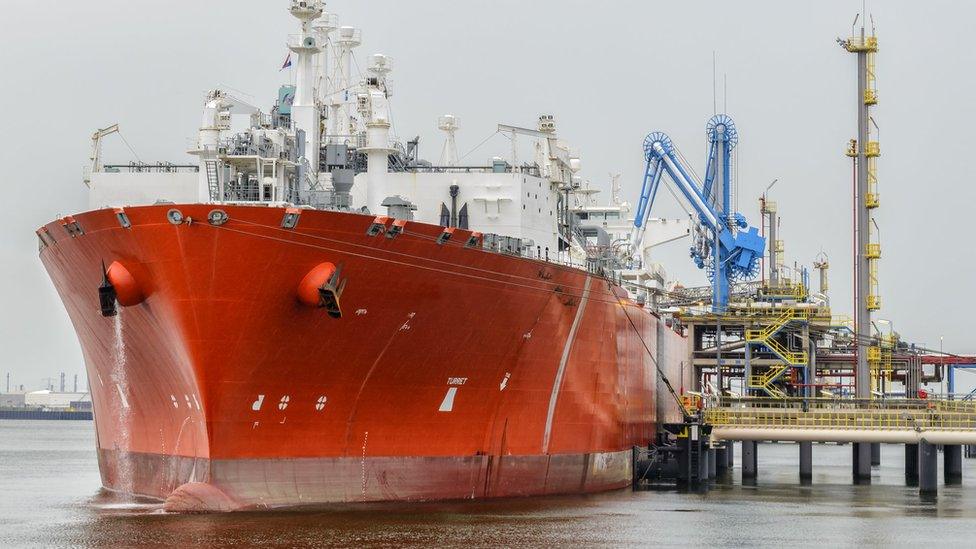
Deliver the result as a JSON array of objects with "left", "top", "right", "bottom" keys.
[{"left": 37, "top": 1, "right": 707, "bottom": 511}]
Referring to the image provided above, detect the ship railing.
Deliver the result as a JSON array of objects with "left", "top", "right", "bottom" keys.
[
  {"left": 101, "top": 162, "right": 199, "bottom": 173},
  {"left": 323, "top": 134, "right": 368, "bottom": 148},
  {"left": 710, "top": 396, "right": 976, "bottom": 413},
  {"left": 405, "top": 165, "right": 541, "bottom": 177},
  {"left": 704, "top": 397, "right": 976, "bottom": 432}
]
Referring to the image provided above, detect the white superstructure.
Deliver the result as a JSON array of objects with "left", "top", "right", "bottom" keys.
[{"left": 84, "top": 0, "right": 688, "bottom": 295}]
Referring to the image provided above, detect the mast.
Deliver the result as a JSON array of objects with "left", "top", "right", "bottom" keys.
[
  {"left": 360, "top": 54, "right": 394, "bottom": 212},
  {"left": 334, "top": 26, "right": 362, "bottom": 144},
  {"left": 288, "top": 0, "right": 324, "bottom": 195},
  {"left": 438, "top": 115, "right": 459, "bottom": 166},
  {"left": 313, "top": 10, "right": 338, "bottom": 107}
]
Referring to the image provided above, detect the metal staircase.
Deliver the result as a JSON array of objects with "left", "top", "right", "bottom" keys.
[
  {"left": 748, "top": 363, "right": 790, "bottom": 398},
  {"left": 745, "top": 308, "right": 808, "bottom": 397},
  {"left": 205, "top": 160, "right": 220, "bottom": 201}
]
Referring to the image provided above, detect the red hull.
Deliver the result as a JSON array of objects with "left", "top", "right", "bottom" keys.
[{"left": 38, "top": 204, "right": 687, "bottom": 510}]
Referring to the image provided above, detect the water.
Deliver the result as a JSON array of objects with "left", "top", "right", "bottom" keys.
[{"left": 3, "top": 420, "right": 976, "bottom": 547}]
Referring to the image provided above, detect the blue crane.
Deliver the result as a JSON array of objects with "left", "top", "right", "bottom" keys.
[{"left": 631, "top": 114, "right": 765, "bottom": 311}]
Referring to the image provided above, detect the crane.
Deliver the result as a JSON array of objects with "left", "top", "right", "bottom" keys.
[
  {"left": 631, "top": 114, "right": 764, "bottom": 311},
  {"left": 85, "top": 123, "right": 120, "bottom": 187}
]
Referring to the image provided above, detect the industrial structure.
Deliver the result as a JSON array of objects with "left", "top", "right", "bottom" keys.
[
  {"left": 33, "top": 0, "right": 976, "bottom": 510},
  {"left": 629, "top": 15, "right": 976, "bottom": 497}
]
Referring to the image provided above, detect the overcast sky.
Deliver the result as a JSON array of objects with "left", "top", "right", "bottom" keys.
[{"left": 0, "top": 0, "right": 972, "bottom": 392}]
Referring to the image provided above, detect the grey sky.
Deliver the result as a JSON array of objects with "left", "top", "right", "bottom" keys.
[{"left": 0, "top": 0, "right": 972, "bottom": 391}]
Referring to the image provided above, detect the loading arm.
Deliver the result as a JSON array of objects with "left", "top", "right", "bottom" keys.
[{"left": 630, "top": 116, "right": 765, "bottom": 310}]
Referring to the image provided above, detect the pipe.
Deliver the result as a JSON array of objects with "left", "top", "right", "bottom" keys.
[{"left": 712, "top": 427, "right": 976, "bottom": 445}]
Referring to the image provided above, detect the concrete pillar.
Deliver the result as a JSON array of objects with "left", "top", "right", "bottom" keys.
[
  {"left": 945, "top": 444, "right": 963, "bottom": 484},
  {"left": 726, "top": 440, "right": 734, "bottom": 468},
  {"left": 708, "top": 448, "right": 717, "bottom": 479},
  {"left": 715, "top": 445, "right": 728, "bottom": 475},
  {"left": 698, "top": 441, "right": 709, "bottom": 482},
  {"left": 919, "top": 441, "right": 938, "bottom": 495},
  {"left": 799, "top": 441, "right": 813, "bottom": 482},
  {"left": 742, "top": 440, "right": 758, "bottom": 479},
  {"left": 905, "top": 443, "right": 919, "bottom": 483},
  {"left": 853, "top": 442, "right": 872, "bottom": 483},
  {"left": 871, "top": 442, "right": 881, "bottom": 466}
]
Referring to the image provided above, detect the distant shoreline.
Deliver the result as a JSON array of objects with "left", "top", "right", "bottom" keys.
[{"left": 0, "top": 409, "right": 92, "bottom": 420}]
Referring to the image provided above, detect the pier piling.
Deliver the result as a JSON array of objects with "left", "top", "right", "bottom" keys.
[
  {"left": 715, "top": 444, "right": 728, "bottom": 476},
  {"left": 919, "top": 441, "right": 938, "bottom": 495},
  {"left": 905, "top": 443, "right": 919, "bottom": 484},
  {"left": 944, "top": 444, "right": 962, "bottom": 484},
  {"left": 799, "top": 442, "right": 812, "bottom": 482},
  {"left": 742, "top": 441, "right": 758, "bottom": 479},
  {"left": 853, "top": 442, "right": 872, "bottom": 483}
]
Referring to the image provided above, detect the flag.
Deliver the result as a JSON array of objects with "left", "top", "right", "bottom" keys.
[{"left": 280, "top": 53, "right": 292, "bottom": 71}]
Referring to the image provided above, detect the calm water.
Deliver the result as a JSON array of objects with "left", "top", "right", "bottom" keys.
[{"left": 2, "top": 420, "right": 975, "bottom": 547}]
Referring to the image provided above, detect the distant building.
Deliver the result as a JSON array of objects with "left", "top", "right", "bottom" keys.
[
  {"left": 0, "top": 393, "right": 26, "bottom": 408},
  {"left": 24, "top": 390, "right": 91, "bottom": 410},
  {"left": 69, "top": 400, "right": 93, "bottom": 411}
]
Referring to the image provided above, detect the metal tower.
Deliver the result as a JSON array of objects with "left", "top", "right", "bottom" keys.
[{"left": 841, "top": 15, "right": 881, "bottom": 480}]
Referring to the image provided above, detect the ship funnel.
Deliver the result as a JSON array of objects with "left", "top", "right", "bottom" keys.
[{"left": 98, "top": 261, "right": 118, "bottom": 317}]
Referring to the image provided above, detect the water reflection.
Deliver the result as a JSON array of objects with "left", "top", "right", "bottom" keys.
[{"left": 4, "top": 422, "right": 975, "bottom": 547}]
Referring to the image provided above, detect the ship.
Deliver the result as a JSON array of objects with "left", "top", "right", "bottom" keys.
[{"left": 37, "top": 1, "right": 694, "bottom": 512}]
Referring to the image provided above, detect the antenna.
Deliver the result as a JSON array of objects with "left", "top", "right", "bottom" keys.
[
  {"left": 712, "top": 51, "right": 717, "bottom": 115},
  {"left": 723, "top": 73, "right": 727, "bottom": 114}
]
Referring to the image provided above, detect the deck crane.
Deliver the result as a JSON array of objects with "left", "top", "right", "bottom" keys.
[
  {"left": 630, "top": 115, "right": 765, "bottom": 311},
  {"left": 84, "top": 123, "right": 120, "bottom": 187}
]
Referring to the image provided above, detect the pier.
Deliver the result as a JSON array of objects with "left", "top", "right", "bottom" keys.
[{"left": 701, "top": 397, "right": 974, "bottom": 496}]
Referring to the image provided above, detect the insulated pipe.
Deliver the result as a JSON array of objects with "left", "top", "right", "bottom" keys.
[{"left": 712, "top": 427, "right": 976, "bottom": 445}]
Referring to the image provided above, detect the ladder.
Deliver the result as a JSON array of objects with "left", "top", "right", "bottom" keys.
[{"left": 205, "top": 160, "right": 220, "bottom": 201}]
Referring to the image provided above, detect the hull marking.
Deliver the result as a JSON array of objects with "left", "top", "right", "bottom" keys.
[
  {"left": 251, "top": 395, "right": 265, "bottom": 411},
  {"left": 115, "top": 383, "right": 130, "bottom": 409},
  {"left": 439, "top": 387, "right": 458, "bottom": 412},
  {"left": 542, "top": 276, "right": 592, "bottom": 453},
  {"left": 500, "top": 372, "right": 511, "bottom": 391}
]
